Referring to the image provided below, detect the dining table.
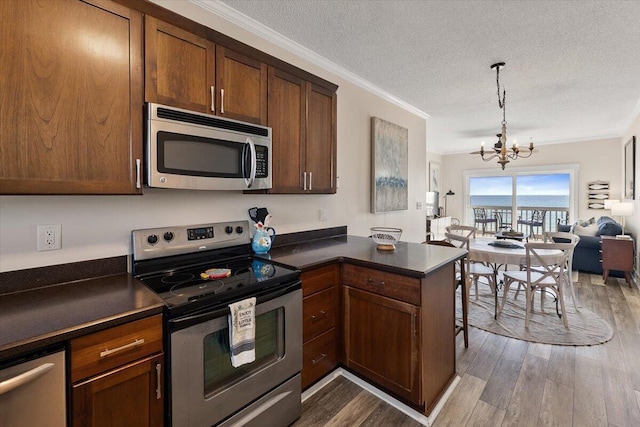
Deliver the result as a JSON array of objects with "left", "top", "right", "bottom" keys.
[{"left": 466, "top": 237, "right": 572, "bottom": 318}]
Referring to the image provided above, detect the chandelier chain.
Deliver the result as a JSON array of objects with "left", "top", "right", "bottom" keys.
[{"left": 496, "top": 66, "right": 506, "bottom": 124}]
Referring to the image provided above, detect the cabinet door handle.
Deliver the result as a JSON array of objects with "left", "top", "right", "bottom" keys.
[
  {"left": 311, "top": 353, "right": 327, "bottom": 365},
  {"left": 309, "top": 172, "right": 313, "bottom": 190},
  {"left": 221, "top": 88, "right": 225, "bottom": 114},
  {"left": 155, "top": 363, "right": 162, "bottom": 400},
  {"left": 367, "top": 278, "right": 385, "bottom": 288},
  {"left": 412, "top": 313, "right": 417, "bottom": 337},
  {"left": 311, "top": 310, "right": 327, "bottom": 321},
  {"left": 303, "top": 172, "right": 307, "bottom": 191},
  {"left": 210, "top": 86, "right": 215, "bottom": 112},
  {"left": 135, "top": 159, "right": 141, "bottom": 189},
  {"left": 99, "top": 338, "right": 144, "bottom": 358}
]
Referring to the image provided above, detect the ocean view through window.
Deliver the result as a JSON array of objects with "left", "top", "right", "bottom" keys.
[{"left": 468, "top": 173, "right": 571, "bottom": 235}]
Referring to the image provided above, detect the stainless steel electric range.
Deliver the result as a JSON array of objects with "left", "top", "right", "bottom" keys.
[{"left": 131, "top": 220, "right": 302, "bottom": 427}]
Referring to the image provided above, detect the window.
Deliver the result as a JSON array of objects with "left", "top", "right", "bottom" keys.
[{"left": 464, "top": 164, "right": 578, "bottom": 233}]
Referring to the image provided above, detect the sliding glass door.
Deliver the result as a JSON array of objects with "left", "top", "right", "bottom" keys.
[{"left": 465, "top": 165, "right": 577, "bottom": 235}]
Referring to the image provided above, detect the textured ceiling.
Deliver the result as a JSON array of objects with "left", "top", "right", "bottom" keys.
[{"left": 213, "top": 0, "right": 640, "bottom": 154}]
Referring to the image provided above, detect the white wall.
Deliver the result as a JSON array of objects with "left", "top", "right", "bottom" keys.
[
  {"left": 0, "top": 2, "right": 427, "bottom": 273},
  {"left": 440, "top": 137, "right": 623, "bottom": 223}
]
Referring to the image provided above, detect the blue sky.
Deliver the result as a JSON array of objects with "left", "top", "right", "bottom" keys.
[{"left": 470, "top": 174, "right": 570, "bottom": 195}]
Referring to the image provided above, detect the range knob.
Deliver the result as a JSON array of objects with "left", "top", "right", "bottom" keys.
[
  {"left": 163, "top": 232, "right": 174, "bottom": 241},
  {"left": 147, "top": 234, "right": 158, "bottom": 245},
  {"left": 235, "top": 226, "right": 244, "bottom": 234},
  {"left": 225, "top": 226, "right": 233, "bottom": 234}
]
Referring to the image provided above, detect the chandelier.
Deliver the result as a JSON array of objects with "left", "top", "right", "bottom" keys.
[{"left": 471, "top": 62, "right": 535, "bottom": 170}]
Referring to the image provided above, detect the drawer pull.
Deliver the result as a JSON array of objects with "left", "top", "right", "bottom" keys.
[
  {"left": 155, "top": 363, "right": 162, "bottom": 400},
  {"left": 311, "top": 310, "right": 327, "bottom": 321},
  {"left": 367, "top": 278, "right": 385, "bottom": 288},
  {"left": 100, "top": 338, "right": 145, "bottom": 358},
  {"left": 311, "top": 353, "right": 327, "bottom": 365}
]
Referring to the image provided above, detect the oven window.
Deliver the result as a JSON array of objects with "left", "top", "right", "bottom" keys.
[
  {"left": 158, "top": 132, "right": 242, "bottom": 177},
  {"left": 203, "top": 308, "right": 284, "bottom": 397}
]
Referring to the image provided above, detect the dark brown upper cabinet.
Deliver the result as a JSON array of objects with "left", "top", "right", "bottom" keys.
[
  {"left": 0, "top": 0, "right": 143, "bottom": 195},
  {"left": 266, "top": 67, "right": 337, "bottom": 194},
  {"left": 145, "top": 15, "right": 216, "bottom": 114}
]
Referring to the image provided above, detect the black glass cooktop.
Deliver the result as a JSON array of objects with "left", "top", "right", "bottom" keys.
[{"left": 137, "top": 256, "right": 299, "bottom": 314}]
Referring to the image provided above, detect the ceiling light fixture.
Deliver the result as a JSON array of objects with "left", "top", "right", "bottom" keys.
[{"left": 471, "top": 62, "right": 536, "bottom": 170}]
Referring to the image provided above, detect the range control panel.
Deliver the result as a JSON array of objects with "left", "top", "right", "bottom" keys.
[{"left": 132, "top": 220, "right": 250, "bottom": 261}]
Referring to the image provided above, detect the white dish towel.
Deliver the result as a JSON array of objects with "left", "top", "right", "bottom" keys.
[{"left": 228, "top": 297, "right": 257, "bottom": 367}]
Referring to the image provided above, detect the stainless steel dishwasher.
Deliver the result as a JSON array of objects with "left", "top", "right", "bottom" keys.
[{"left": 0, "top": 349, "right": 66, "bottom": 426}]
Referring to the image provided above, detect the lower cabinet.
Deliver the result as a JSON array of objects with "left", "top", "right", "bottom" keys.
[
  {"left": 72, "top": 354, "right": 164, "bottom": 427},
  {"left": 343, "top": 285, "right": 421, "bottom": 405},
  {"left": 301, "top": 265, "right": 340, "bottom": 389},
  {"left": 70, "top": 315, "right": 164, "bottom": 427}
]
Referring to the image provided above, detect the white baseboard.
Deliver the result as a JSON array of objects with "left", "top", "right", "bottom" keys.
[{"left": 301, "top": 368, "right": 461, "bottom": 427}]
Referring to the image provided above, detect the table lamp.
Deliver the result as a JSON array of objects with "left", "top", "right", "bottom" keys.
[
  {"left": 604, "top": 199, "right": 619, "bottom": 210},
  {"left": 610, "top": 201, "right": 634, "bottom": 236}
]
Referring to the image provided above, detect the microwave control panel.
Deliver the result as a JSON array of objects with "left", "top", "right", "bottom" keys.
[{"left": 255, "top": 146, "right": 268, "bottom": 178}]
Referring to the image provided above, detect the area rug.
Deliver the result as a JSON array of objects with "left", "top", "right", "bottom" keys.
[{"left": 457, "top": 288, "right": 614, "bottom": 346}]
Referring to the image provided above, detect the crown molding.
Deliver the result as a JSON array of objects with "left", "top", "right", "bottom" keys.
[{"left": 190, "top": 0, "right": 429, "bottom": 120}]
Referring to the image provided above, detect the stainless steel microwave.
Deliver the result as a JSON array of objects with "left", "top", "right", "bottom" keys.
[{"left": 145, "top": 103, "right": 272, "bottom": 191}]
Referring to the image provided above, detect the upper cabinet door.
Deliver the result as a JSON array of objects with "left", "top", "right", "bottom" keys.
[
  {"left": 216, "top": 47, "right": 267, "bottom": 125},
  {"left": 145, "top": 16, "right": 216, "bottom": 113},
  {"left": 0, "top": 0, "right": 143, "bottom": 195},
  {"left": 267, "top": 67, "right": 306, "bottom": 193},
  {"left": 305, "top": 83, "right": 337, "bottom": 194}
]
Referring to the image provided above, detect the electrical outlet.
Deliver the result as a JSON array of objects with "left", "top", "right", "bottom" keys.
[
  {"left": 416, "top": 201, "right": 423, "bottom": 210},
  {"left": 319, "top": 208, "right": 327, "bottom": 221},
  {"left": 37, "top": 224, "right": 62, "bottom": 251}
]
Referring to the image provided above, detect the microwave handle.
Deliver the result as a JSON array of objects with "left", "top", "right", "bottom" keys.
[{"left": 243, "top": 137, "right": 257, "bottom": 188}]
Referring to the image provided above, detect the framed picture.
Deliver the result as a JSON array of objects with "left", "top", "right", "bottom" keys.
[
  {"left": 429, "top": 162, "right": 440, "bottom": 193},
  {"left": 371, "top": 117, "right": 408, "bottom": 213},
  {"left": 624, "top": 136, "right": 636, "bottom": 199}
]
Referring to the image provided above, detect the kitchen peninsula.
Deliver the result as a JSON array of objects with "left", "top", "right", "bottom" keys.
[{"left": 264, "top": 229, "right": 466, "bottom": 416}]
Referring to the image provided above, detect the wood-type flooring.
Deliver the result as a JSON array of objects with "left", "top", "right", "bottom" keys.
[{"left": 292, "top": 273, "right": 640, "bottom": 427}]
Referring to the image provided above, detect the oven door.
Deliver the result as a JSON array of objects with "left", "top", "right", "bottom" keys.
[{"left": 169, "top": 287, "right": 302, "bottom": 427}]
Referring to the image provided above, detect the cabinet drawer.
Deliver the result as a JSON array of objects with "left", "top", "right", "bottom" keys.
[
  {"left": 71, "top": 315, "right": 163, "bottom": 383},
  {"left": 303, "top": 287, "right": 337, "bottom": 342},
  {"left": 342, "top": 264, "right": 420, "bottom": 305},
  {"left": 302, "top": 328, "right": 338, "bottom": 389},
  {"left": 301, "top": 264, "right": 338, "bottom": 297}
]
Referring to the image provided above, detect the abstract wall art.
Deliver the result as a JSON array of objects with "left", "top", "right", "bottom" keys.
[{"left": 371, "top": 117, "right": 408, "bottom": 213}]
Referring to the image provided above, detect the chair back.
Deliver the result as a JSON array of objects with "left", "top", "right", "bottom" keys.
[
  {"left": 444, "top": 231, "right": 470, "bottom": 250},
  {"left": 445, "top": 225, "right": 476, "bottom": 239},
  {"left": 524, "top": 241, "right": 574, "bottom": 288},
  {"left": 531, "top": 209, "right": 546, "bottom": 225},
  {"left": 544, "top": 231, "right": 579, "bottom": 272},
  {"left": 473, "top": 207, "right": 488, "bottom": 219}
]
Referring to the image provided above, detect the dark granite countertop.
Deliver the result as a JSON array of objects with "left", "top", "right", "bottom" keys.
[
  {"left": 263, "top": 235, "right": 466, "bottom": 278},
  {"left": 0, "top": 273, "right": 164, "bottom": 361}
]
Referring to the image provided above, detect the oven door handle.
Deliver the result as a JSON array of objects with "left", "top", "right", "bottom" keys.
[{"left": 169, "top": 280, "right": 301, "bottom": 329}]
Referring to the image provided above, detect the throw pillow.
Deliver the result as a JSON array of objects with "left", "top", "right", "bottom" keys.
[
  {"left": 570, "top": 217, "right": 595, "bottom": 234},
  {"left": 572, "top": 222, "right": 599, "bottom": 237},
  {"left": 597, "top": 220, "right": 622, "bottom": 236}
]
